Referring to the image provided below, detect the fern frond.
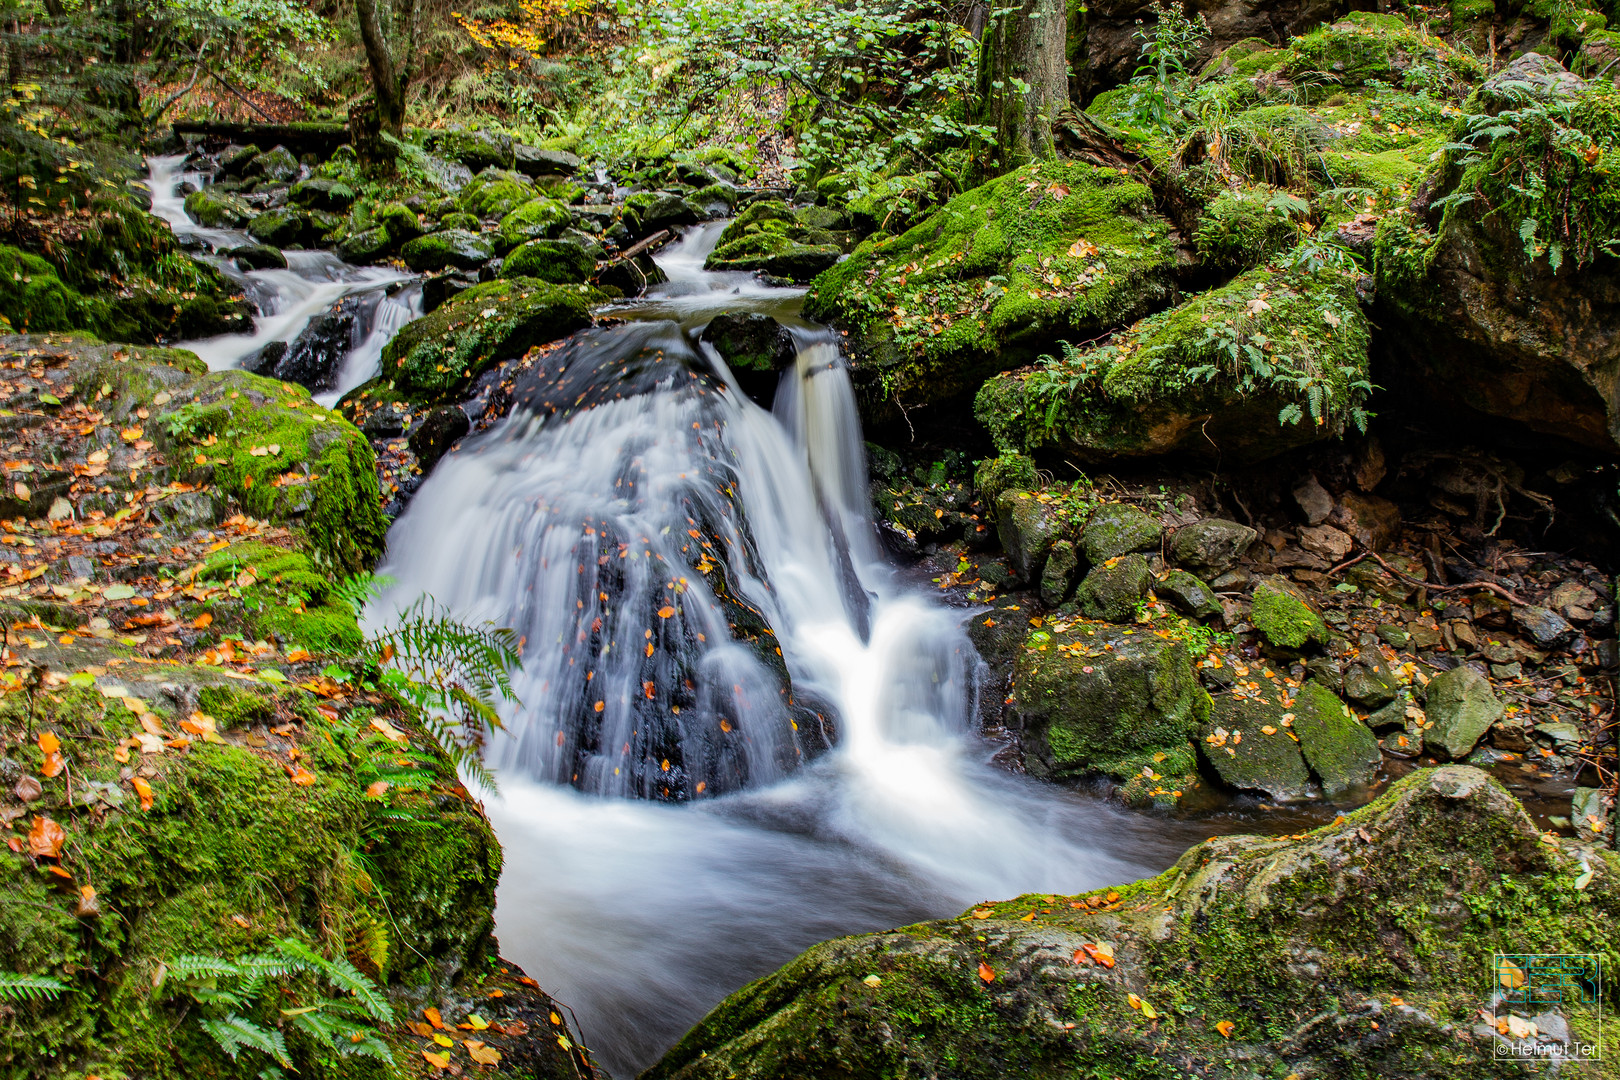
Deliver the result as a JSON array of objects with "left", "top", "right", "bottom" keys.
[
  {"left": 165, "top": 954, "right": 248, "bottom": 982},
  {"left": 274, "top": 939, "right": 395, "bottom": 1025},
  {"left": 199, "top": 1015, "right": 292, "bottom": 1067},
  {"left": 0, "top": 972, "right": 71, "bottom": 1002}
]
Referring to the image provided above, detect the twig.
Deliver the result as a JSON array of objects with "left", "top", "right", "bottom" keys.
[
  {"left": 1325, "top": 552, "right": 1369, "bottom": 577},
  {"left": 1368, "top": 550, "right": 1528, "bottom": 606},
  {"left": 600, "top": 228, "right": 670, "bottom": 265},
  {"left": 206, "top": 69, "right": 273, "bottom": 122}
]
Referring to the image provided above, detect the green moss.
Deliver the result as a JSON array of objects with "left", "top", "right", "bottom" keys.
[
  {"left": 1287, "top": 12, "right": 1484, "bottom": 93},
  {"left": 1291, "top": 678, "right": 1381, "bottom": 795},
  {"left": 500, "top": 238, "right": 595, "bottom": 283},
  {"left": 1250, "top": 574, "right": 1329, "bottom": 650},
  {"left": 380, "top": 278, "right": 601, "bottom": 405},
  {"left": 804, "top": 160, "right": 1176, "bottom": 409},
  {"left": 375, "top": 201, "right": 421, "bottom": 242},
  {"left": 495, "top": 197, "right": 572, "bottom": 250},
  {"left": 199, "top": 540, "right": 363, "bottom": 652},
  {"left": 456, "top": 170, "right": 535, "bottom": 218},
  {"left": 1192, "top": 188, "right": 1299, "bottom": 271},
  {"left": 399, "top": 229, "right": 496, "bottom": 272},
  {"left": 972, "top": 453, "right": 1039, "bottom": 505},
  {"left": 183, "top": 188, "right": 253, "bottom": 228},
  {"left": 0, "top": 244, "right": 85, "bottom": 332}
]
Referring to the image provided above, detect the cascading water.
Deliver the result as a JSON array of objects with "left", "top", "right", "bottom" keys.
[
  {"left": 143, "top": 155, "right": 421, "bottom": 401},
  {"left": 372, "top": 226, "right": 1216, "bottom": 1076}
]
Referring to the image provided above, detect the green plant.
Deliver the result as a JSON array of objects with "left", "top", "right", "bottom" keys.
[
  {"left": 161, "top": 937, "right": 395, "bottom": 1074},
  {"left": 1125, "top": 1, "right": 1210, "bottom": 134},
  {"left": 0, "top": 972, "right": 71, "bottom": 1001}
]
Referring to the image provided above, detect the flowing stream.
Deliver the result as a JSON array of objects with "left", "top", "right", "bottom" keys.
[
  {"left": 143, "top": 155, "right": 421, "bottom": 404},
  {"left": 370, "top": 226, "right": 1218, "bottom": 1076}
]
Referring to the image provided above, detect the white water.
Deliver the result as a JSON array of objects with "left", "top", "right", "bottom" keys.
[
  {"left": 145, "top": 155, "right": 419, "bottom": 398},
  {"left": 372, "top": 229, "right": 1202, "bottom": 1076}
]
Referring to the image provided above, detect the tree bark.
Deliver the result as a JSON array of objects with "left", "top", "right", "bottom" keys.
[
  {"left": 980, "top": 0, "right": 1070, "bottom": 169},
  {"left": 355, "top": 0, "right": 418, "bottom": 135}
]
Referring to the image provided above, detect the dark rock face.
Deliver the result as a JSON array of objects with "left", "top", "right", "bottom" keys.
[
  {"left": 648, "top": 767, "right": 1600, "bottom": 1080},
  {"left": 244, "top": 294, "right": 373, "bottom": 392},
  {"left": 515, "top": 145, "right": 580, "bottom": 177},
  {"left": 409, "top": 404, "right": 471, "bottom": 472},
  {"left": 700, "top": 312, "right": 796, "bottom": 406},
  {"left": 228, "top": 243, "right": 287, "bottom": 271}
]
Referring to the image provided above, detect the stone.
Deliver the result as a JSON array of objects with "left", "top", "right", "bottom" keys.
[
  {"left": 1298, "top": 524, "right": 1353, "bottom": 560},
  {"left": 1548, "top": 582, "right": 1599, "bottom": 618},
  {"left": 496, "top": 198, "right": 573, "bottom": 250},
  {"left": 408, "top": 404, "right": 471, "bottom": 472},
  {"left": 1155, "top": 569, "right": 1222, "bottom": 620},
  {"left": 625, "top": 190, "right": 702, "bottom": 236},
  {"left": 244, "top": 294, "right": 363, "bottom": 392},
  {"left": 1292, "top": 473, "right": 1333, "bottom": 524},
  {"left": 1199, "top": 694, "right": 1313, "bottom": 800},
  {"left": 337, "top": 226, "right": 393, "bottom": 264},
  {"left": 1423, "top": 664, "right": 1504, "bottom": 760},
  {"left": 1535, "top": 722, "right": 1580, "bottom": 745},
  {"left": 1040, "top": 539, "right": 1079, "bottom": 607},
  {"left": 1342, "top": 659, "right": 1398, "bottom": 708},
  {"left": 514, "top": 145, "right": 580, "bottom": 176},
  {"left": 1291, "top": 679, "right": 1381, "bottom": 796},
  {"left": 700, "top": 313, "right": 796, "bottom": 376},
  {"left": 400, "top": 229, "right": 497, "bottom": 273},
  {"left": 246, "top": 145, "right": 299, "bottom": 183},
  {"left": 428, "top": 128, "right": 516, "bottom": 172},
  {"left": 1012, "top": 623, "right": 1209, "bottom": 777},
  {"left": 228, "top": 244, "right": 287, "bottom": 271},
  {"left": 1080, "top": 503, "right": 1162, "bottom": 564},
  {"left": 1168, "top": 518, "right": 1255, "bottom": 577},
  {"left": 704, "top": 231, "right": 841, "bottom": 281},
  {"left": 500, "top": 239, "right": 595, "bottom": 285},
  {"left": 994, "top": 490, "right": 1060, "bottom": 584},
  {"left": 1250, "top": 575, "right": 1328, "bottom": 650},
  {"left": 247, "top": 208, "right": 320, "bottom": 248},
  {"left": 1330, "top": 492, "right": 1401, "bottom": 551},
  {"left": 1076, "top": 554, "right": 1152, "bottom": 623},
  {"left": 288, "top": 178, "right": 356, "bottom": 212},
  {"left": 183, "top": 189, "right": 253, "bottom": 228},
  {"left": 1512, "top": 604, "right": 1575, "bottom": 649}
]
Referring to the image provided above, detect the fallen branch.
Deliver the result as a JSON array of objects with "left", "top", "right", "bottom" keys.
[{"left": 601, "top": 229, "right": 672, "bottom": 265}]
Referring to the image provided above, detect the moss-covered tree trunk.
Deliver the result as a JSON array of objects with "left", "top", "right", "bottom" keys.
[{"left": 980, "top": 0, "right": 1070, "bottom": 169}]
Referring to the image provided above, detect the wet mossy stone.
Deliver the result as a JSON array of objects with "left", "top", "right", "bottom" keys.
[
  {"left": 381, "top": 278, "right": 602, "bottom": 404},
  {"left": 409, "top": 403, "right": 472, "bottom": 472},
  {"left": 438, "top": 210, "right": 481, "bottom": 233},
  {"left": 1076, "top": 553, "right": 1152, "bottom": 622},
  {"left": 287, "top": 177, "right": 355, "bottom": 212},
  {"left": 337, "top": 225, "right": 393, "bottom": 264},
  {"left": 218, "top": 142, "right": 260, "bottom": 175},
  {"left": 1200, "top": 692, "right": 1313, "bottom": 800},
  {"left": 973, "top": 453, "right": 1038, "bottom": 507},
  {"left": 975, "top": 264, "right": 1371, "bottom": 463},
  {"left": 228, "top": 243, "right": 286, "bottom": 271},
  {"left": 199, "top": 540, "right": 361, "bottom": 651},
  {"left": 806, "top": 160, "right": 1175, "bottom": 413},
  {"left": 1193, "top": 188, "right": 1299, "bottom": 271},
  {"left": 457, "top": 169, "right": 535, "bottom": 219},
  {"left": 376, "top": 200, "right": 422, "bottom": 242},
  {"left": 1422, "top": 664, "right": 1505, "bottom": 761},
  {"left": 625, "top": 190, "right": 702, "bottom": 235},
  {"left": 246, "top": 144, "right": 300, "bottom": 182},
  {"left": 1040, "top": 538, "right": 1079, "bottom": 607},
  {"left": 995, "top": 489, "right": 1060, "bottom": 583},
  {"left": 496, "top": 197, "right": 572, "bottom": 250},
  {"left": 429, "top": 127, "right": 516, "bottom": 171},
  {"left": 0, "top": 245, "right": 87, "bottom": 332},
  {"left": 1157, "top": 568, "right": 1222, "bottom": 620},
  {"left": 500, "top": 238, "right": 595, "bottom": 284},
  {"left": 1292, "top": 678, "right": 1381, "bottom": 796},
  {"left": 646, "top": 766, "right": 1612, "bottom": 1080},
  {"left": 182, "top": 188, "right": 253, "bottom": 228},
  {"left": 246, "top": 208, "right": 317, "bottom": 248},
  {"left": 1287, "top": 11, "right": 1484, "bottom": 91},
  {"left": 704, "top": 231, "right": 841, "bottom": 281},
  {"left": 514, "top": 144, "right": 580, "bottom": 176},
  {"left": 1251, "top": 574, "right": 1328, "bottom": 650},
  {"left": 1168, "top": 517, "right": 1255, "bottom": 577},
  {"left": 1012, "top": 622, "right": 1210, "bottom": 778},
  {"left": 1343, "top": 658, "right": 1399, "bottom": 708},
  {"left": 1081, "top": 503, "right": 1162, "bottom": 564},
  {"left": 699, "top": 312, "right": 795, "bottom": 374},
  {"left": 400, "top": 228, "right": 497, "bottom": 273}
]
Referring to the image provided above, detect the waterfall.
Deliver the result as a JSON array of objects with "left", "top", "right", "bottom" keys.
[{"left": 372, "top": 226, "right": 1204, "bottom": 1076}]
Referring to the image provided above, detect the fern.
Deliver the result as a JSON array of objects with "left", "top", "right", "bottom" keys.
[
  {"left": 274, "top": 938, "right": 395, "bottom": 1025},
  {"left": 199, "top": 1015, "right": 292, "bottom": 1067},
  {"left": 0, "top": 972, "right": 71, "bottom": 1002}
]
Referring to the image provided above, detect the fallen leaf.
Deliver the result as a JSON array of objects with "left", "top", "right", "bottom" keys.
[
  {"left": 406, "top": 1021, "right": 434, "bottom": 1037},
  {"left": 287, "top": 765, "right": 316, "bottom": 786},
  {"left": 466, "top": 1013, "right": 489, "bottom": 1031},
  {"left": 191, "top": 613, "right": 213, "bottom": 629},
  {"left": 971, "top": 908, "right": 993, "bottom": 919},
  {"left": 1080, "top": 941, "right": 1115, "bottom": 968},
  {"left": 131, "top": 776, "right": 154, "bottom": 811},
  {"left": 28, "top": 814, "right": 66, "bottom": 857},
  {"left": 425, "top": 1006, "right": 445, "bottom": 1029},
  {"left": 1497, "top": 957, "right": 1526, "bottom": 990},
  {"left": 466, "top": 1042, "right": 501, "bottom": 1066},
  {"left": 432, "top": 1033, "right": 454, "bottom": 1047},
  {"left": 365, "top": 781, "right": 390, "bottom": 799},
  {"left": 38, "top": 731, "right": 60, "bottom": 754},
  {"left": 657, "top": 606, "right": 675, "bottom": 618},
  {"left": 977, "top": 962, "right": 995, "bottom": 983},
  {"left": 1245, "top": 297, "right": 1271, "bottom": 316},
  {"left": 1127, "top": 992, "right": 1143, "bottom": 1010},
  {"left": 1215, "top": 1020, "right": 1236, "bottom": 1038},
  {"left": 422, "top": 1050, "right": 450, "bottom": 1069}
]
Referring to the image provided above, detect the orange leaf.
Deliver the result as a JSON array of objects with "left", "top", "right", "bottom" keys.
[
  {"left": 28, "top": 814, "right": 66, "bottom": 858},
  {"left": 287, "top": 765, "right": 316, "bottom": 787},
  {"left": 41, "top": 751, "right": 64, "bottom": 778},
  {"left": 131, "top": 776, "right": 154, "bottom": 811},
  {"left": 285, "top": 648, "right": 311, "bottom": 662},
  {"left": 192, "top": 613, "right": 213, "bottom": 629},
  {"left": 1079, "top": 942, "right": 1115, "bottom": 968},
  {"left": 38, "top": 731, "right": 60, "bottom": 754},
  {"left": 657, "top": 606, "right": 675, "bottom": 618},
  {"left": 425, "top": 1006, "right": 445, "bottom": 1029},
  {"left": 407, "top": 1021, "right": 434, "bottom": 1037},
  {"left": 47, "top": 864, "right": 72, "bottom": 878},
  {"left": 1215, "top": 1020, "right": 1236, "bottom": 1038},
  {"left": 422, "top": 1050, "right": 451, "bottom": 1069},
  {"left": 365, "top": 781, "right": 390, "bottom": 799},
  {"left": 977, "top": 962, "right": 995, "bottom": 983}
]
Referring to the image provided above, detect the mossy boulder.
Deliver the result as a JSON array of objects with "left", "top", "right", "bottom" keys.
[
  {"left": 400, "top": 229, "right": 496, "bottom": 273},
  {"left": 337, "top": 226, "right": 393, "bottom": 264},
  {"left": 182, "top": 188, "right": 253, "bottom": 229},
  {"left": 1155, "top": 569, "right": 1222, "bottom": 620},
  {"left": 376, "top": 201, "right": 422, "bottom": 242},
  {"left": 427, "top": 127, "right": 516, "bottom": 171},
  {"left": 1251, "top": 574, "right": 1329, "bottom": 651},
  {"left": 376, "top": 278, "right": 602, "bottom": 405},
  {"left": 1167, "top": 517, "right": 1255, "bottom": 577},
  {"left": 706, "top": 231, "right": 841, "bottom": 281},
  {"left": 995, "top": 490, "right": 1061, "bottom": 583},
  {"left": 1192, "top": 188, "right": 1299, "bottom": 271},
  {"left": 1423, "top": 664, "right": 1505, "bottom": 760},
  {"left": 1013, "top": 622, "right": 1210, "bottom": 778},
  {"left": 1080, "top": 503, "right": 1162, "bottom": 564},
  {"left": 496, "top": 197, "right": 572, "bottom": 250},
  {"left": 625, "top": 190, "right": 702, "bottom": 235},
  {"left": 247, "top": 208, "right": 321, "bottom": 248},
  {"left": 1291, "top": 678, "right": 1382, "bottom": 796},
  {"left": 228, "top": 243, "right": 287, "bottom": 271},
  {"left": 0, "top": 245, "right": 88, "bottom": 333},
  {"left": 456, "top": 169, "right": 535, "bottom": 219},
  {"left": 975, "top": 264, "right": 1371, "bottom": 464},
  {"left": 288, "top": 178, "right": 356, "bottom": 212},
  {"left": 973, "top": 453, "right": 1039, "bottom": 507},
  {"left": 806, "top": 161, "right": 1175, "bottom": 416},
  {"left": 647, "top": 766, "right": 1617, "bottom": 1080},
  {"left": 500, "top": 238, "right": 595, "bottom": 283},
  {"left": 1200, "top": 692, "right": 1313, "bottom": 800},
  {"left": 1286, "top": 11, "right": 1485, "bottom": 91},
  {"left": 198, "top": 540, "right": 362, "bottom": 652},
  {"left": 1075, "top": 554, "right": 1152, "bottom": 622}
]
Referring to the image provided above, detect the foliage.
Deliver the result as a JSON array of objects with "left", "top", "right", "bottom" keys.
[
  {"left": 0, "top": 972, "right": 71, "bottom": 1002},
  {"left": 1123, "top": 1, "right": 1209, "bottom": 134},
  {"left": 161, "top": 937, "right": 394, "bottom": 1073}
]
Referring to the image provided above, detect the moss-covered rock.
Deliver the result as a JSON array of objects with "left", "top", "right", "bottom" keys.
[
  {"left": 288, "top": 178, "right": 356, "bottom": 212},
  {"left": 427, "top": 127, "right": 516, "bottom": 171},
  {"left": 1080, "top": 503, "right": 1162, "bottom": 564},
  {"left": 1167, "top": 517, "right": 1255, "bottom": 577},
  {"left": 973, "top": 453, "right": 1039, "bottom": 507},
  {"left": 975, "top": 263, "right": 1371, "bottom": 463},
  {"left": 247, "top": 145, "right": 300, "bottom": 182},
  {"left": 705, "top": 231, "right": 841, "bottom": 281},
  {"left": 810, "top": 163, "right": 1175, "bottom": 415},
  {"left": 1285, "top": 11, "right": 1484, "bottom": 92},
  {"left": 338, "top": 225, "right": 394, "bottom": 264},
  {"left": 198, "top": 540, "right": 363, "bottom": 652},
  {"left": 500, "top": 238, "right": 595, "bottom": 283},
  {"left": 495, "top": 197, "right": 572, "bottom": 250},
  {"left": 1250, "top": 574, "right": 1329, "bottom": 650},
  {"left": 182, "top": 188, "right": 253, "bottom": 228},
  {"left": 456, "top": 169, "right": 535, "bottom": 219},
  {"left": 646, "top": 766, "right": 1616, "bottom": 1080},
  {"left": 0, "top": 245, "right": 88, "bottom": 333},
  {"left": 400, "top": 229, "right": 497, "bottom": 273},
  {"left": 1199, "top": 692, "right": 1313, "bottom": 799},
  {"left": 1013, "top": 621, "right": 1210, "bottom": 778},
  {"left": 1155, "top": 568, "right": 1222, "bottom": 620},
  {"left": 625, "top": 190, "right": 702, "bottom": 235},
  {"left": 1075, "top": 553, "right": 1152, "bottom": 622},
  {"left": 995, "top": 490, "right": 1061, "bottom": 583},
  {"left": 376, "top": 201, "right": 422, "bottom": 242},
  {"left": 1291, "top": 678, "right": 1381, "bottom": 796},
  {"left": 248, "top": 208, "right": 322, "bottom": 248},
  {"left": 376, "top": 278, "right": 602, "bottom": 405},
  {"left": 1192, "top": 188, "right": 1299, "bottom": 271},
  {"left": 1423, "top": 664, "right": 1505, "bottom": 760}
]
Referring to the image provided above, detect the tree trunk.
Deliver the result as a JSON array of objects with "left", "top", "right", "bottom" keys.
[
  {"left": 355, "top": 0, "right": 417, "bottom": 136},
  {"left": 980, "top": 0, "right": 1069, "bottom": 169}
]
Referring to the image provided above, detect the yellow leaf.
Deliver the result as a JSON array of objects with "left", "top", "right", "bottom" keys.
[
  {"left": 1141, "top": 1001, "right": 1159, "bottom": 1020},
  {"left": 432, "top": 1033, "right": 453, "bottom": 1047},
  {"left": 1215, "top": 1020, "right": 1235, "bottom": 1038},
  {"left": 422, "top": 1050, "right": 451, "bottom": 1069},
  {"left": 977, "top": 962, "right": 995, "bottom": 983},
  {"left": 466, "top": 1013, "right": 488, "bottom": 1030},
  {"left": 1127, "top": 993, "right": 1143, "bottom": 1010},
  {"left": 467, "top": 1042, "right": 502, "bottom": 1065},
  {"left": 1497, "top": 957, "right": 1526, "bottom": 990}
]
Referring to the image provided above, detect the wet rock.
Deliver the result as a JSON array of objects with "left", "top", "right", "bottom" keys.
[
  {"left": 1342, "top": 659, "right": 1398, "bottom": 709},
  {"left": 1512, "top": 604, "right": 1575, "bottom": 649},
  {"left": 183, "top": 189, "right": 253, "bottom": 228},
  {"left": 1292, "top": 473, "right": 1334, "bottom": 524},
  {"left": 400, "top": 229, "right": 497, "bottom": 273},
  {"left": 338, "top": 226, "right": 393, "bottom": 264},
  {"left": 219, "top": 143, "right": 259, "bottom": 176},
  {"left": 1167, "top": 518, "right": 1255, "bottom": 577},
  {"left": 973, "top": 454, "right": 1039, "bottom": 510},
  {"left": 701, "top": 313, "right": 795, "bottom": 376},
  {"left": 1291, "top": 679, "right": 1380, "bottom": 796},
  {"left": 625, "top": 191, "right": 702, "bottom": 236},
  {"left": 1298, "top": 524, "right": 1353, "bottom": 561},
  {"left": 408, "top": 404, "right": 471, "bottom": 473},
  {"left": 1330, "top": 492, "right": 1400, "bottom": 551},
  {"left": 247, "top": 208, "right": 321, "bottom": 248},
  {"left": 288, "top": 178, "right": 356, "bottom": 212},
  {"left": 245, "top": 295, "right": 363, "bottom": 391},
  {"left": 1076, "top": 554, "right": 1152, "bottom": 623},
  {"left": 1548, "top": 582, "right": 1599, "bottom": 619},
  {"left": 228, "top": 243, "right": 286, "bottom": 271},
  {"left": 1080, "top": 503, "right": 1161, "bottom": 564},
  {"left": 496, "top": 198, "right": 573, "bottom": 250},
  {"left": 427, "top": 128, "right": 516, "bottom": 172},
  {"left": 1040, "top": 539, "right": 1079, "bottom": 607},
  {"left": 594, "top": 253, "right": 667, "bottom": 298},
  {"left": 514, "top": 145, "right": 580, "bottom": 177},
  {"left": 1199, "top": 694, "right": 1313, "bottom": 800},
  {"left": 421, "top": 270, "right": 480, "bottom": 314},
  {"left": 1422, "top": 665, "right": 1504, "bottom": 760},
  {"left": 1250, "top": 575, "right": 1328, "bottom": 651},
  {"left": 1013, "top": 623, "right": 1208, "bottom": 777},
  {"left": 500, "top": 239, "right": 595, "bottom": 285},
  {"left": 1155, "top": 568, "right": 1221, "bottom": 620},
  {"left": 246, "top": 145, "right": 299, "bottom": 183},
  {"left": 995, "top": 491, "right": 1060, "bottom": 584}
]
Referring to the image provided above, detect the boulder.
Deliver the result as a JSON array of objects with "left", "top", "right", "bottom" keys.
[
  {"left": 1342, "top": 659, "right": 1398, "bottom": 708},
  {"left": 994, "top": 490, "right": 1060, "bottom": 583},
  {"left": 1423, "top": 664, "right": 1504, "bottom": 760},
  {"left": 500, "top": 238, "right": 595, "bottom": 284},
  {"left": 337, "top": 226, "right": 393, "bottom": 264},
  {"left": 1039, "top": 538, "right": 1079, "bottom": 607},
  {"left": 400, "top": 229, "right": 497, "bottom": 273},
  {"left": 1075, "top": 553, "right": 1152, "bottom": 623},
  {"left": 457, "top": 170, "right": 535, "bottom": 219},
  {"left": 247, "top": 208, "right": 321, "bottom": 248},
  {"left": 1251, "top": 575, "right": 1329, "bottom": 651},
  {"left": 626, "top": 190, "right": 702, "bottom": 236},
  {"left": 1291, "top": 679, "right": 1381, "bottom": 795},
  {"left": 1512, "top": 604, "right": 1575, "bottom": 649},
  {"left": 704, "top": 232, "right": 841, "bottom": 281},
  {"left": 288, "top": 178, "right": 356, "bottom": 212},
  {"left": 376, "top": 201, "right": 423, "bottom": 242},
  {"left": 1199, "top": 693, "right": 1313, "bottom": 800},
  {"left": 428, "top": 128, "right": 516, "bottom": 172},
  {"left": 244, "top": 295, "right": 363, "bottom": 392},
  {"left": 183, "top": 189, "right": 253, "bottom": 228},
  {"left": 246, "top": 145, "right": 299, "bottom": 183},
  {"left": 1080, "top": 503, "right": 1162, "bottom": 564},
  {"left": 408, "top": 404, "right": 471, "bottom": 472},
  {"left": 1331, "top": 492, "right": 1401, "bottom": 551},
  {"left": 228, "top": 244, "right": 286, "bottom": 271},
  {"left": 1155, "top": 569, "right": 1221, "bottom": 620},
  {"left": 973, "top": 454, "right": 1038, "bottom": 508},
  {"left": 514, "top": 144, "right": 580, "bottom": 177},
  {"left": 1013, "top": 622, "right": 1209, "bottom": 777},
  {"left": 1167, "top": 517, "right": 1255, "bottom": 577},
  {"left": 496, "top": 198, "right": 572, "bottom": 250},
  {"left": 700, "top": 313, "right": 796, "bottom": 377}
]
